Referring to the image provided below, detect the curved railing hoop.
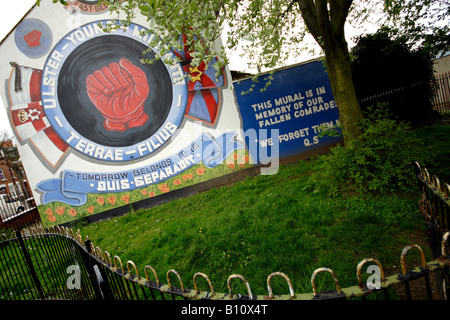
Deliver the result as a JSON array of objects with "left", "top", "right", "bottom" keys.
[
  {"left": 400, "top": 244, "right": 427, "bottom": 275},
  {"left": 227, "top": 274, "right": 253, "bottom": 300},
  {"left": 266, "top": 272, "right": 295, "bottom": 299},
  {"left": 356, "top": 258, "right": 386, "bottom": 289},
  {"left": 144, "top": 265, "right": 160, "bottom": 286},
  {"left": 311, "top": 267, "right": 342, "bottom": 298},
  {"left": 167, "top": 269, "right": 186, "bottom": 293},
  {"left": 193, "top": 272, "right": 215, "bottom": 297}
]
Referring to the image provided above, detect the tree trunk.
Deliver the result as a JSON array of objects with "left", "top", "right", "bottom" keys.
[
  {"left": 298, "top": 0, "right": 363, "bottom": 146},
  {"left": 324, "top": 41, "right": 363, "bottom": 146}
]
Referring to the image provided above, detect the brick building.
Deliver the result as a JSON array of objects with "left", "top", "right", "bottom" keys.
[{"left": 0, "top": 140, "right": 31, "bottom": 198}]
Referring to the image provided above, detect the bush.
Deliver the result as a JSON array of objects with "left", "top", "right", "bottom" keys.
[
  {"left": 351, "top": 29, "right": 437, "bottom": 127},
  {"left": 309, "top": 104, "right": 432, "bottom": 195}
]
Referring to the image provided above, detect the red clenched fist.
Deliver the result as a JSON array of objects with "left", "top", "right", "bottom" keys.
[
  {"left": 24, "top": 29, "right": 42, "bottom": 48},
  {"left": 86, "top": 58, "right": 150, "bottom": 132}
]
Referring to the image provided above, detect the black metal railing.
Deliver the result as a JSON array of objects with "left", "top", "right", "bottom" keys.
[
  {"left": 0, "top": 162, "right": 449, "bottom": 301},
  {"left": 1, "top": 225, "right": 448, "bottom": 301},
  {"left": 432, "top": 72, "right": 450, "bottom": 114},
  {"left": 414, "top": 162, "right": 450, "bottom": 300},
  {"left": 0, "top": 181, "right": 39, "bottom": 233},
  {"left": 357, "top": 72, "right": 450, "bottom": 115},
  {"left": 415, "top": 162, "right": 450, "bottom": 259}
]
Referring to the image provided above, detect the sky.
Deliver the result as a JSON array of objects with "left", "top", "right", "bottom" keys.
[
  {"left": 0, "top": 0, "right": 36, "bottom": 42},
  {"left": 0, "top": 1, "right": 381, "bottom": 137}
]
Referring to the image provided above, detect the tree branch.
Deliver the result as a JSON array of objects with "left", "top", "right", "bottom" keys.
[
  {"left": 313, "top": 0, "right": 332, "bottom": 48},
  {"left": 329, "top": 0, "right": 353, "bottom": 42},
  {"left": 280, "top": 0, "right": 298, "bottom": 19},
  {"left": 330, "top": 0, "right": 352, "bottom": 33},
  {"left": 298, "top": 0, "right": 322, "bottom": 44}
]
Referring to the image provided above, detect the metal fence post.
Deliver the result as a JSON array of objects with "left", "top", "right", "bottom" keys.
[
  {"left": 82, "top": 239, "right": 114, "bottom": 300},
  {"left": 15, "top": 229, "right": 45, "bottom": 299}
]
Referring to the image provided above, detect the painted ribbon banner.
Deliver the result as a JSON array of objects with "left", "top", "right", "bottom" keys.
[
  {"left": 234, "top": 60, "right": 343, "bottom": 164},
  {"left": 36, "top": 131, "right": 244, "bottom": 206}
]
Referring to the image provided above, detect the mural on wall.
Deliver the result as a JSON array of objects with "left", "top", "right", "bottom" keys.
[
  {"left": 1, "top": 2, "right": 342, "bottom": 227},
  {"left": 1, "top": 2, "right": 250, "bottom": 226},
  {"left": 233, "top": 60, "right": 343, "bottom": 165}
]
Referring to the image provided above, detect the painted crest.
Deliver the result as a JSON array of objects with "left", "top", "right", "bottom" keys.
[
  {"left": 14, "top": 18, "right": 53, "bottom": 59},
  {"left": 41, "top": 21, "right": 188, "bottom": 162}
]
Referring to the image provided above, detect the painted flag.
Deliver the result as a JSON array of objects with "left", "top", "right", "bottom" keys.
[
  {"left": 171, "top": 34, "right": 199, "bottom": 62},
  {"left": 8, "top": 63, "right": 42, "bottom": 105},
  {"left": 7, "top": 63, "right": 68, "bottom": 167},
  {"left": 186, "top": 88, "right": 220, "bottom": 124},
  {"left": 183, "top": 58, "right": 224, "bottom": 91},
  {"left": 10, "top": 101, "right": 51, "bottom": 141},
  {"left": 171, "top": 35, "right": 225, "bottom": 125},
  {"left": 29, "top": 127, "right": 68, "bottom": 167}
]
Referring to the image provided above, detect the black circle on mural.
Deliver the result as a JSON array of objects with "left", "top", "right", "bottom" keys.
[{"left": 57, "top": 35, "right": 173, "bottom": 147}]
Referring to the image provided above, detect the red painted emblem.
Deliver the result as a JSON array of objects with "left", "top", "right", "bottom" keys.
[
  {"left": 86, "top": 58, "right": 150, "bottom": 132},
  {"left": 24, "top": 29, "right": 42, "bottom": 48}
]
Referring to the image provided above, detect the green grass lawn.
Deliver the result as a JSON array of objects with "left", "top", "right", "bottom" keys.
[{"left": 74, "top": 123, "right": 449, "bottom": 297}]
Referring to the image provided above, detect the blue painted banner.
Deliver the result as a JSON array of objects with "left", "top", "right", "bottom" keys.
[
  {"left": 234, "top": 60, "right": 342, "bottom": 164},
  {"left": 36, "top": 131, "right": 244, "bottom": 206}
]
